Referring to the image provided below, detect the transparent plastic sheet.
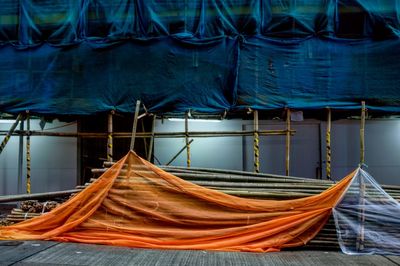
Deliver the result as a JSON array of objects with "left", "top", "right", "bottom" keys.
[
  {"left": 0, "top": 151, "right": 355, "bottom": 252},
  {"left": 333, "top": 168, "right": 400, "bottom": 255}
]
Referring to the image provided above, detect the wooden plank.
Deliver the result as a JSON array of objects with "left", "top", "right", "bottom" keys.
[{"left": 0, "top": 241, "right": 58, "bottom": 265}]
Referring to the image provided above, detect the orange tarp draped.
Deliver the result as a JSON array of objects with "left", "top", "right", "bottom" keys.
[{"left": 0, "top": 151, "right": 354, "bottom": 252}]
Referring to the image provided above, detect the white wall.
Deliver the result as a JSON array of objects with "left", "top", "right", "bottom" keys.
[
  {"left": 154, "top": 119, "right": 243, "bottom": 170},
  {"left": 322, "top": 119, "right": 400, "bottom": 185},
  {"left": 155, "top": 118, "right": 400, "bottom": 185},
  {"left": 243, "top": 120, "right": 321, "bottom": 179},
  {"left": 0, "top": 119, "right": 77, "bottom": 195}
]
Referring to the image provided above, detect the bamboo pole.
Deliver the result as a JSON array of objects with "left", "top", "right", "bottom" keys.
[
  {"left": 360, "top": 101, "right": 366, "bottom": 164},
  {"left": 107, "top": 110, "right": 114, "bottom": 162},
  {"left": 185, "top": 111, "right": 191, "bottom": 167},
  {"left": 103, "top": 162, "right": 333, "bottom": 182},
  {"left": 253, "top": 110, "right": 260, "bottom": 173},
  {"left": 130, "top": 100, "right": 141, "bottom": 151},
  {"left": 357, "top": 101, "right": 366, "bottom": 251},
  {"left": 357, "top": 170, "right": 366, "bottom": 251},
  {"left": 326, "top": 108, "right": 332, "bottom": 180},
  {"left": 0, "top": 189, "right": 80, "bottom": 203},
  {"left": 147, "top": 115, "right": 156, "bottom": 161},
  {"left": 285, "top": 109, "right": 291, "bottom": 176},
  {"left": 166, "top": 139, "right": 194, "bottom": 166},
  {"left": 141, "top": 118, "right": 148, "bottom": 159},
  {"left": 17, "top": 115, "right": 24, "bottom": 195},
  {"left": 0, "top": 113, "right": 23, "bottom": 155},
  {"left": 26, "top": 111, "right": 31, "bottom": 194},
  {"left": 0, "top": 129, "right": 296, "bottom": 138}
]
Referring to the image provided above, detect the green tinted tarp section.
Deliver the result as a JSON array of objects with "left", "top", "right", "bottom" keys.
[{"left": 0, "top": 0, "right": 399, "bottom": 114}]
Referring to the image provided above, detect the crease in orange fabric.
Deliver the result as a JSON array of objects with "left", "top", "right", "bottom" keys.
[{"left": 0, "top": 151, "right": 356, "bottom": 252}]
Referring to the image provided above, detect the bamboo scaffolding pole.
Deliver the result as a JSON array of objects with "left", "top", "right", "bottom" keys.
[
  {"left": 107, "top": 111, "right": 114, "bottom": 162},
  {"left": 360, "top": 101, "right": 366, "bottom": 164},
  {"left": 326, "top": 108, "right": 332, "bottom": 180},
  {"left": 357, "top": 101, "right": 367, "bottom": 251},
  {"left": 4, "top": 178, "right": 400, "bottom": 204},
  {"left": 157, "top": 165, "right": 333, "bottom": 182},
  {"left": 141, "top": 119, "right": 148, "bottom": 159},
  {"left": 285, "top": 109, "right": 291, "bottom": 176},
  {"left": 0, "top": 189, "right": 80, "bottom": 203},
  {"left": 17, "top": 115, "right": 24, "bottom": 195},
  {"left": 253, "top": 110, "right": 260, "bottom": 173},
  {"left": 26, "top": 111, "right": 31, "bottom": 194},
  {"left": 102, "top": 163, "right": 332, "bottom": 182},
  {"left": 130, "top": 100, "right": 141, "bottom": 151},
  {"left": 147, "top": 115, "right": 156, "bottom": 161},
  {"left": 166, "top": 139, "right": 194, "bottom": 166},
  {"left": 0, "top": 113, "right": 23, "bottom": 155},
  {"left": 185, "top": 111, "right": 191, "bottom": 167},
  {"left": 357, "top": 172, "right": 366, "bottom": 251},
  {"left": 0, "top": 129, "right": 296, "bottom": 138}
]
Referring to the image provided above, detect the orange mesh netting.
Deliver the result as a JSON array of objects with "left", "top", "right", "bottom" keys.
[{"left": 0, "top": 151, "right": 355, "bottom": 252}]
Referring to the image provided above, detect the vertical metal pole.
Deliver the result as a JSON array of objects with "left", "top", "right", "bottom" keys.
[
  {"left": 147, "top": 115, "right": 156, "bottom": 161},
  {"left": 285, "top": 109, "right": 291, "bottom": 176},
  {"left": 326, "top": 108, "right": 332, "bottom": 180},
  {"left": 185, "top": 111, "right": 191, "bottom": 167},
  {"left": 107, "top": 111, "right": 114, "bottom": 162},
  {"left": 360, "top": 101, "right": 366, "bottom": 164},
  {"left": 26, "top": 111, "right": 31, "bottom": 194},
  {"left": 0, "top": 114, "right": 23, "bottom": 155},
  {"left": 130, "top": 100, "right": 141, "bottom": 151},
  {"left": 253, "top": 110, "right": 260, "bottom": 173},
  {"left": 17, "top": 115, "right": 24, "bottom": 194}
]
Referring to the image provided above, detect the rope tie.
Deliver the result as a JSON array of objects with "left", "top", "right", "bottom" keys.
[
  {"left": 41, "top": 201, "right": 49, "bottom": 214},
  {"left": 326, "top": 131, "right": 331, "bottom": 180},
  {"left": 254, "top": 131, "right": 260, "bottom": 173}
]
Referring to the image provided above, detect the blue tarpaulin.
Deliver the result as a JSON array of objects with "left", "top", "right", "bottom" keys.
[{"left": 0, "top": 0, "right": 399, "bottom": 115}]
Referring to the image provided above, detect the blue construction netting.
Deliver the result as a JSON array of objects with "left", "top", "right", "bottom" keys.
[{"left": 0, "top": 0, "right": 400, "bottom": 115}]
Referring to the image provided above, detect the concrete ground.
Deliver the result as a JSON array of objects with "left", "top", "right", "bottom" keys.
[{"left": 0, "top": 241, "right": 399, "bottom": 266}]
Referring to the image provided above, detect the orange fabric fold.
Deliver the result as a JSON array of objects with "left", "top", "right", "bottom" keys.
[{"left": 0, "top": 151, "right": 355, "bottom": 252}]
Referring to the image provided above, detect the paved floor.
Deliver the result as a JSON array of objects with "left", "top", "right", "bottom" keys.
[{"left": 0, "top": 241, "right": 399, "bottom": 266}]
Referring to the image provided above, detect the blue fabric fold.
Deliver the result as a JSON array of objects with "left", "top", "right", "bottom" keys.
[{"left": 0, "top": 0, "right": 399, "bottom": 114}]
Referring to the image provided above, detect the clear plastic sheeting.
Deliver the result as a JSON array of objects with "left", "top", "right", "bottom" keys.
[{"left": 333, "top": 168, "right": 400, "bottom": 255}]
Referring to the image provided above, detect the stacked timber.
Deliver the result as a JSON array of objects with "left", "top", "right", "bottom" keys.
[{"left": 5, "top": 200, "right": 59, "bottom": 224}]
